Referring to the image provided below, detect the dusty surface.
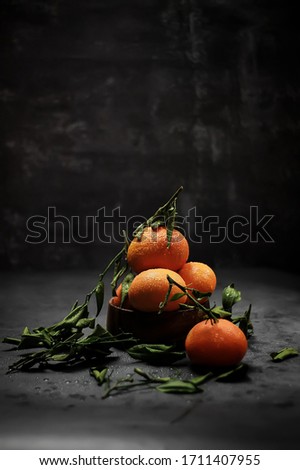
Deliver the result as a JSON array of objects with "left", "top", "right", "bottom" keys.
[{"left": 0, "top": 268, "right": 299, "bottom": 449}]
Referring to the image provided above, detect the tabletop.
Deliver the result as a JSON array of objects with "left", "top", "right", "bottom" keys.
[{"left": 0, "top": 267, "right": 299, "bottom": 450}]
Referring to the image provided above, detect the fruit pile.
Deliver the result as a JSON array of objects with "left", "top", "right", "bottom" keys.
[
  {"left": 108, "top": 189, "right": 248, "bottom": 368},
  {"left": 114, "top": 225, "right": 216, "bottom": 313},
  {"left": 3, "top": 187, "right": 253, "bottom": 385}
]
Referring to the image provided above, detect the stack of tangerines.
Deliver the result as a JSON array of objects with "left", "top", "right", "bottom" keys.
[
  {"left": 112, "top": 225, "right": 247, "bottom": 368},
  {"left": 115, "top": 225, "right": 217, "bottom": 312}
]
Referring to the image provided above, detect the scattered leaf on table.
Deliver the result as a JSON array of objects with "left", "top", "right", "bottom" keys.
[
  {"left": 216, "top": 363, "right": 248, "bottom": 381},
  {"left": 90, "top": 367, "right": 108, "bottom": 385},
  {"left": 127, "top": 343, "right": 186, "bottom": 364},
  {"left": 156, "top": 380, "right": 202, "bottom": 394},
  {"left": 190, "top": 372, "right": 214, "bottom": 386},
  {"left": 270, "top": 347, "right": 299, "bottom": 362}
]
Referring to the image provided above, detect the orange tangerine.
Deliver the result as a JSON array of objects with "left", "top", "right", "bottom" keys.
[
  {"left": 185, "top": 319, "right": 248, "bottom": 367},
  {"left": 127, "top": 226, "right": 189, "bottom": 274},
  {"left": 128, "top": 268, "right": 187, "bottom": 312},
  {"left": 178, "top": 262, "right": 217, "bottom": 303}
]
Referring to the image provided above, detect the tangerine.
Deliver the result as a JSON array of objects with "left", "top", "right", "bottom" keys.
[
  {"left": 127, "top": 226, "right": 189, "bottom": 274},
  {"left": 128, "top": 268, "right": 187, "bottom": 312},
  {"left": 185, "top": 318, "right": 248, "bottom": 367},
  {"left": 113, "top": 283, "right": 132, "bottom": 309},
  {"left": 178, "top": 262, "right": 217, "bottom": 303}
]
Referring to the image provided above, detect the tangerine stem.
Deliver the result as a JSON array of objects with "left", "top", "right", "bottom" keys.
[
  {"left": 98, "top": 246, "right": 126, "bottom": 281},
  {"left": 152, "top": 186, "right": 183, "bottom": 216},
  {"left": 166, "top": 275, "right": 218, "bottom": 321},
  {"left": 133, "top": 186, "right": 183, "bottom": 238}
]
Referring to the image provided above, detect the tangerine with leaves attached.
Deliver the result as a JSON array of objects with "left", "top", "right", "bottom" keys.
[
  {"left": 128, "top": 268, "right": 187, "bottom": 312},
  {"left": 111, "top": 283, "right": 133, "bottom": 309},
  {"left": 127, "top": 226, "right": 189, "bottom": 274}
]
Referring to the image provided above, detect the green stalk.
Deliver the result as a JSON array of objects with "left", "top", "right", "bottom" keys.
[
  {"left": 133, "top": 186, "right": 183, "bottom": 238},
  {"left": 166, "top": 275, "right": 218, "bottom": 321},
  {"left": 98, "top": 246, "right": 126, "bottom": 282}
]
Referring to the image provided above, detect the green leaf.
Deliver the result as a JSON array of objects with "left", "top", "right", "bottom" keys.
[
  {"left": 156, "top": 380, "right": 201, "bottom": 394},
  {"left": 6, "top": 323, "right": 123, "bottom": 372},
  {"left": 190, "top": 289, "right": 211, "bottom": 300},
  {"left": 120, "top": 272, "right": 135, "bottom": 307},
  {"left": 49, "top": 302, "right": 89, "bottom": 332},
  {"left": 170, "top": 292, "right": 186, "bottom": 301},
  {"left": 51, "top": 353, "right": 72, "bottom": 362},
  {"left": 211, "top": 306, "right": 232, "bottom": 319},
  {"left": 271, "top": 347, "right": 299, "bottom": 362},
  {"left": 216, "top": 363, "right": 248, "bottom": 381},
  {"left": 75, "top": 317, "right": 95, "bottom": 329},
  {"left": 133, "top": 367, "right": 153, "bottom": 381},
  {"left": 190, "top": 372, "right": 214, "bottom": 386},
  {"left": 97, "top": 245, "right": 126, "bottom": 292},
  {"left": 95, "top": 282, "right": 104, "bottom": 316},
  {"left": 222, "top": 284, "right": 242, "bottom": 312},
  {"left": 22, "top": 326, "right": 31, "bottom": 336},
  {"left": 237, "top": 304, "right": 253, "bottom": 338},
  {"left": 127, "top": 344, "right": 186, "bottom": 364},
  {"left": 77, "top": 324, "right": 112, "bottom": 345},
  {"left": 18, "top": 336, "right": 45, "bottom": 350},
  {"left": 111, "top": 264, "right": 127, "bottom": 296},
  {"left": 8, "top": 350, "right": 51, "bottom": 372},
  {"left": 17, "top": 328, "right": 53, "bottom": 349},
  {"left": 70, "top": 300, "right": 79, "bottom": 311},
  {"left": 2, "top": 337, "right": 22, "bottom": 346},
  {"left": 132, "top": 187, "right": 183, "bottom": 246},
  {"left": 134, "top": 367, "right": 170, "bottom": 383},
  {"left": 90, "top": 367, "right": 109, "bottom": 385},
  {"left": 63, "top": 303, "right": 89, "bottom": 324}
]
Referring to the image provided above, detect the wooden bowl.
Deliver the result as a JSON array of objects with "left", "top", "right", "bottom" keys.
[{"left": 106, "top": 298, "right": 206, "bottom": 344}]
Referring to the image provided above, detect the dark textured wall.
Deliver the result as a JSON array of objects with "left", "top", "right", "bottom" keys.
[{"left": 1, "top": 0, "right": 299, "bottom": 271}]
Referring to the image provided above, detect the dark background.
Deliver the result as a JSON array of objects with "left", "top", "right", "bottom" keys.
[{"left": 1, "top": 0, "right": 299, "bottom": 272}]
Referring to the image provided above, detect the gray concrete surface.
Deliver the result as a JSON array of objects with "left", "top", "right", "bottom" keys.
[{"left": 0, "top": 268, "right": 299, "bottom": 449}]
